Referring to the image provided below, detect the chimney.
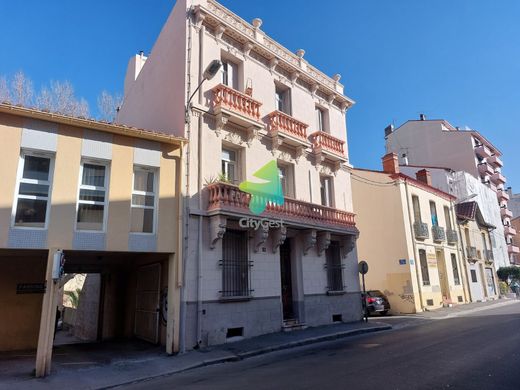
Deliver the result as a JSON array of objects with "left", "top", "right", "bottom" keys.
[
  {"left": 382, "top": 153, "right": 399, "bottom": 174},
  {"left": 416, "top": 169, "right": 432, "bottom": 186},
  {"left": 419, "top": 114, "right": 426, "bottom": 121}
]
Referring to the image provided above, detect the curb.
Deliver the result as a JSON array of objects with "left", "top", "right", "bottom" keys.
[
  {"left": 104, "top": 324, "right": 391, "bottom": 389},
  {"left": 414, "top": 299, "right": 520, "bottom": 320}
]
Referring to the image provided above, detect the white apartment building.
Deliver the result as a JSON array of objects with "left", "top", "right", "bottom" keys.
[
  {"left": 117, "top": 0, "right": 361, "bottom": 349},
  {"left": 386, "top": 116, "right": 518, "bottom": 264}
]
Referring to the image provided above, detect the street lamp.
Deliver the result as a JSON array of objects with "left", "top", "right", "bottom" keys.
[{"left": 185, "top": 59, "right": 222, "bottom": 123}]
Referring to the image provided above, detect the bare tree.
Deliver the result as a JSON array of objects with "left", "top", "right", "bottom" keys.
[
  {"left": 11, "top": 71, "right": 34, "bottom": 106},
  {"left": 97, "top": 90, "right": 122, "bottom": 121},
  {"left": 35, "top": 86, "right": 53, "bottom": 111},
  {"left": 75, "top": 98, "right": 89, "bottom": 118},
  {"left": 0, "top": 76, "right": 9, "bottom": 103}
]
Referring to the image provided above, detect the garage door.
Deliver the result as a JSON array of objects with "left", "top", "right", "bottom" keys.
[{"left": 134, "top": 263, "right": 161, "bottom": 343}]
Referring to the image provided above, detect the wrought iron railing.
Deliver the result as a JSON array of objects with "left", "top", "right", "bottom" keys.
[
  {"left": 446, "top": 229, "right": 458, "bottom": 245},
  {"left": 414, "top": 222, "right": 429, "bottom": 240},
  {"left": 432, "top": 225, "right": 446, "bottom": 243}
]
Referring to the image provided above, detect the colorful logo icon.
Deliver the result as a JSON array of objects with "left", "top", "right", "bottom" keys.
[{"left": 239, "top": 160, "right": 284, "bottom": 215}]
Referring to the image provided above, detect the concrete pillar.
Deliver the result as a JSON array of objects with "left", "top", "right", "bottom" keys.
[{"left": 35, "top": 248, "right": 60, "bottom": 377}]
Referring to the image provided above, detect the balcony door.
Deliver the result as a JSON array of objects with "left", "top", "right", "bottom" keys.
[
  {"left": 280, "top": 239, "right": 295, "bottom": 321},
  {"left": 436, "top": 250, "right": 450, "bottom": 302}
]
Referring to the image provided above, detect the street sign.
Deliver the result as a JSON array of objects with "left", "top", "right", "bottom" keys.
[{"left": 358, "top": 261, "right": 369, "bottom": 275}]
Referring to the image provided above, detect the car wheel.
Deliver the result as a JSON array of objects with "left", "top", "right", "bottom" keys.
[{"left": 380, "top": 311, "right": 388, "bottom": 316}]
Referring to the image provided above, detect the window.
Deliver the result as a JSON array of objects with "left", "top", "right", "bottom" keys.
[
  {"left": 481, "top": 233, "right": 488, "bottom": 253},
  {"left": 76, "top": 162, "right": 109, "bottom": 231},
  {"left": 326, "top": 241, "right": 343, "bottom": 292},
  {"left": 465, "top": 228, "right": 472, "bottom": 246},
  {"left": 412, "top": 196, "right": 422, "bottom": 223},
  {"left": 444, "top": 206, "right": 452, "bottom": 230},
  {"left": 451, "top": 254, "right": 460, "bottom": 285},
  {"left": 278, "top": 163, "right": 294, "bottom": 198},
  {"left": 221, "top": 148, "right": 238, "bottom": 184},
  {"left": 131, "top": 167, "right": 157, "bottom": 233},
  {"left": 470, "top": 269, "right": 478, "bottom": 283},
  {"left": 13, "top": 153, "right": 54, "bottom": 228},
  {"left": 320, "top": 176, "right": 333, "bottom": 207},
  {"left": 275, "top": 84, "right": 291, "bottom": 115},
  {"left": 315, "top": 106, "right": 328, "bottom": 132},
  {"left": 221, "top": 60, "right": 238, "bottom": 89},
  {"left": 430, "top": 201, "right": 438, "bottom": 226},
  {"left": 419, "top": 249, "right": 430, "bottom": 286},
  {"left": 221, "top": 230, "right": 251, "bottom": 297}
]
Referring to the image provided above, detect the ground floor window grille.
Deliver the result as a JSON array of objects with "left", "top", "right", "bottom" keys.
[
  {"left": 326, "top": 241, "right": 344, "bottom": 292},
  {"left": 220, "top": 230, "right": 252, "bottom": 297}
]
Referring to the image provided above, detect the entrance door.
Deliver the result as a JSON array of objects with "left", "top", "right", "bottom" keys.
[
  {"left": 280, "top": 240, "right": 294, "bottom": 321},
  {"left": 485, "top": 268, "right": 496, "bottom": 297},
  {"left": 135, "top": 263, "right": 161, "bottom": 343},
  {"left": 436, "top": 250, "right": 450, "bottom": 302}
]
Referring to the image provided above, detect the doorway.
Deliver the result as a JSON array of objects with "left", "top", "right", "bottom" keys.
[
  {"left": 280, "top": 239, "right": 294, "bottom": 321},
  {"left": 436, "top": 250, "right": 450, "bottom": 302},
  {"left": 134, "top": 263, "right": 161, "bottom": 344}
]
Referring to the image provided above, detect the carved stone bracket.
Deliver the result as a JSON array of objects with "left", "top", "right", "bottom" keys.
[
  {"left": 269, "top": 58, "right": 279, "bottom": 73},
  {"left": 314, "top": 152, "right": 325, "bottom": 170},
  {"left": 243, "top": 42, "right": 254, "bottom": 57},
  {"left": 340, "top": 234, "right": 357, "bottom": 259},
  {"left": 302, "top": 229, "right": 317, "bottom": 255},
  {"left": 193, "top": 8, "right": 206, "bottom": 29},
  {"left": 270, "top": 134, "right": 283, "bottom": 154},
  {"left": 215, "top": 113, "right": 229, "bottom": 136},
  {"left": 209, "top": 215, "right": 227, "bottom": 250},
  {"left": 271, "top": 226, "right": 287, "bottom": 253},
  {"left": 294, "top": 145, "right": 305, "bottom": 163},
  {"left": 290, "top": 71, "right": 300, "bottom": 85},
  {"left": 215, "top": 25, "right": 226, "bottom": 40},
  {"left": 327, "top": 94, "right": 335, "bottom": 106},
  {"left": 332, "top": 161, "right": 342, "bottom": 176},
  {"left": 316, "top": 232, "right": 331, "bottom": 256},
  {"left": 251, "top": 225, "right": 269, "bottom": 253},
  {"left": 246, "top": 126, "right": 259, "bottom": 147},
  {"left": 310, "top": 83, "right": 319, "bottom": 97}
]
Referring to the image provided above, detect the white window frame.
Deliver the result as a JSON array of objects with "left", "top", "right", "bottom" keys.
[
  {"left": 75, "top": 159, "right": 110, "bottom": 232},
  {"left": 221, "top": 59, "right": 238, "bottom": 89},
  {"left": 320, "top": 176, "right": 334, "bottom": 207},
  {"left": 130, "top": 166, "right": 159, "bottom": 235},
  {"left": 278, "top": 163, "right": 295, "bottom": 198},
  {"left": 11, "top": 150, "right": 55, "bottom": 230},
  {"left": 221, "top": 148, "right": 238, "bottom": 184}
]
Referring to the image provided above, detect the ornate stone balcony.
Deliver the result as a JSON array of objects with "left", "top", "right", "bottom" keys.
[
  {"left": 212, "top": 84, "right": 263, "bottom": 137},
  {"left": 310, "top": 131, "right": 346, "bottom": 162},
  {"left": 432, "top": 225, "right": 446, "bottom": 243},
  {"left": 267, "top": 110, "right": 310, "bottom": 153},
  {"left": 206, "top": 182, "right": 356, "bottom": 232},
  {"left": 413, "top": 222, "right": 429, "bottom": 240},
  {"left": 446, "top": 229, "right": 458, "bottom": 245}
]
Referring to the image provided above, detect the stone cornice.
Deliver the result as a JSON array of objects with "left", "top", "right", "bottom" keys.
[{"left": 195, "top": 0, "right": 355, "bottom": 110}]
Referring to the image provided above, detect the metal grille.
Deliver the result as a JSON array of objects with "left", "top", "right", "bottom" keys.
[
  {"left": 325, "top": 241, "right": 344, "bottom": 292},
  {"left": 220, "top": 230, "right": 252, "bottom": 297}
]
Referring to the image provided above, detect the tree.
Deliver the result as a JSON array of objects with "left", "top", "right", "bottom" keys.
[
  {"left": 497, "top": 266, "right": 520, "bottom": 287},
  {"left": 10, "top": 71, "right": 34, "bottom": 106},
  {"left": 0, "top": 76, "right": 9, "bottom": 103},
  {"left": 64, "top": 288, "right": 81, "bottom": 309},
  {"left": 97, "top": 90, "right": 122, "bottom": 121}
]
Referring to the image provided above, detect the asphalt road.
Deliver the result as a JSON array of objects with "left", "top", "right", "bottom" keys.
[{"left": 121, "top": 303, "right": 520, "bottom": 390}]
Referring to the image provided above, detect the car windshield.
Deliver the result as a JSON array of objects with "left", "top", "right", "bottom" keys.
[{"left": 368, "top": 291, "right": 384, "bottom": 297}]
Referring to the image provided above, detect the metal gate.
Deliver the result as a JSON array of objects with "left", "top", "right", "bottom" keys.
[{"left": 134, "top": 263, "right": 161, "bottom": 343}]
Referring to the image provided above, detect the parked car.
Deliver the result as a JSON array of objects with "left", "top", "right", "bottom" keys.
[{"left": 363, "top": 290, "right": 391, "bottom": 316}]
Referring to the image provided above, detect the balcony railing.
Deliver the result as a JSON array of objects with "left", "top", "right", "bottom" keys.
[
  {"left": 478, "top": 162, "right": 494, "bottom": 176},
  {"left": 504, "top": 225, "right": 517, "bottom": 236},
  {"left": 446, "top": 229, "right": 458, "bottom": 245},
  {"left": 475, "top": 144, "right": 491, "bottom": 158},
  {"left": 432, "top": 225, "right": 446, "bottom": 243},
  {"left": 497, "top": 189, "right": 510, "bottom": 201},
  {"left": 413, "top": 222, "right": 429, "bottom": 240},
  {"left": 501, "top": 208, "right": 513, "bottom": 219},
  {"left": 508, "top": 244, "right": 520, "bottom": 255},
  {"left": 491, "top": 172, "right": 506, "bottom": 184},
  {"left": 466, "top": 246, "right": 478, "bottom": 261},
  {"left": 485, "top": 249, "right": 494, "bottom": 262},
  {"left": 212, "top": 84, "right": 262, "bottom": 121},
  {"left": 206, "top": 182, "right": 356, "bottom": 229},
  {"left": 488, "top": 155, "right": 503, "bottom": 167},
  {"left": 310, "top": 131, "right": 345, "bottom": 157},
  {"left": 267, "top": 110, "right": 308, "bottom": 141}
]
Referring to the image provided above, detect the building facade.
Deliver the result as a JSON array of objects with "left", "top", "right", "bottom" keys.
[
  {"left": 507, "top": 189, "right": 520, "bottom": 218},
  {"left": 455, "top": 202, "right": 499, "bottom": 301},
  {"left": 117, "top": 0, "right": 361, "bottom": 349},
  {"left": 400, "top": 167, "right": 511, "bottom": 269},
  {"left": 352, "top": 154, "right": 467, "bottom": 314},
  {"left": 385, "top": 117, "right": 518, "bottom": 264},
  {"left": 511, "top": 217, "right": 520, "bottom": 265},
  {"left": 0, "top": 104, "right": 184, "bottom": 376}
]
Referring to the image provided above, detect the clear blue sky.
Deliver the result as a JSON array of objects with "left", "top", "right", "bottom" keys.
[{"left": 1, "top": 0, "right": 519, "bottom": 190}]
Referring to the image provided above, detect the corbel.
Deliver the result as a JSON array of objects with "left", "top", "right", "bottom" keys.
[
  {"left": 209, "top": 215, "right": 227, "bottom": 250},
  {"left": 316, "top": 232, "right": 331, "bottom": 256},
  {"left": 271, "top": 226, "right": 287, "bottom": 253},
  {"left": 302, "top": 229, "right": 317, "bottom": 255},
  {"left": 251, "top": 225, "right": 269, "bottom": 253}
]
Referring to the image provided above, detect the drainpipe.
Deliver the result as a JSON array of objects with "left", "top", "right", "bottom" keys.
[
  {"left": 451, "top": 200, "right": 471, "bottom": 303},
  {"left": 404, "top": 180, "right": 425, "bottom": 312}
]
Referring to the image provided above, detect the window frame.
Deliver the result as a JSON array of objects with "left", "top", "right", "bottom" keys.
[
  {"left": 75, "top": 159, "right": 110, "bottom": 233},
  {"left": 315, "top": 105, "right": 329, "bottom": 133},
  {"left": 419, "top": 249, "right": 430, "bottom": 286},
  {"left": 274, "top": 83, "right": 291, "bottom": 115},
  {"left": 221, "top": 147, "right": 239, "bottom": 184},
  {"left": 221, "top": 59, "right": 238, "bottom": 90},
  {"left": 278, "top": 162, "right": 295, "bottom": 199},
  {"left": 220, "top": 229, "right": 252, "bottom": 299},
  {"left": 130, "top": 166, "right": 159, "bottom": 235},
  {"left": 451, "top": 253, "right": 461, "bottom": 285},
  {"left": 326, "top": 241, "right": 344, "bottom": 292},
  {"left": 412, "top": 195, "right": 422, "bottom": 223},
  {"left": 320, "top": 175, "right": 334, "bottom": 207},
  {"left": 11, "top": 150, "right": 55, "bottom": 230},
  {"left": 429, "top": 201, "right": 438, "bottom": 226}
]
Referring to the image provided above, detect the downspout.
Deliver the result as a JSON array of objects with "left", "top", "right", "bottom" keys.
[
  {"left": 404, "top": 179, "right": 425, "bottom": 312},
  {"left": 195, "top": 23, "right": 205, "bottom": 348},
  {"left": 451, "top": 200, "right": 471, "bottom": 303},
  {"left": 179, "top": 5, "right": 194, "bottom": 354}
]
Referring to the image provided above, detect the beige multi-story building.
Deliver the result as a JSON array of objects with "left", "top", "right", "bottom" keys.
[
  {"left": 512, "top": 217, "right": 520, "bottom": 265},
  {"left": 385, "top": 116, "right": 518, "bottom": 264},
  {"left": 0, "top": 104, "right": 184, "bottom": 376},
  {"left": 352, "top": 154, "right": 467, "bottom": 314},
  {"left": 117, "top": 0, "right": 361, "bottom": 348},
  {"left": 455, "top": 201, "right": 499, "bottom": 301}
]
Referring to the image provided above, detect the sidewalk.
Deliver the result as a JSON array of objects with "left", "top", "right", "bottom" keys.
[
  {"left": 410, "top": 297, "right": 520, "bottom": 319},
  {"left": 0, "top": 321, "right": 391, "bottom": 390}
]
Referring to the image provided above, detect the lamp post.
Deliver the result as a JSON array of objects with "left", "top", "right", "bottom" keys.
[{"left": 185, "top": 59, "right": 222, "bottom": 123}]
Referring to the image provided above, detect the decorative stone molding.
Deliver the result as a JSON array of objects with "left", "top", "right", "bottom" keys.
[
  {"left": 215, "top": 24, "right": 226, "bottom": 40},
  {"left": 193, "top": 8, "right": 206, "bottom": 29},
  {"left": 215, "top": 113, "right": 229, "bottom": 136},
  {"left": 310, "top": 83, "right": 319, "bottom": 97},
  {"left": 316, "top": 232, "right": 331, "bottom": 256},
  {"left": 223, "top": 130, "right": 242, "bottom": 146},
  {"left": 327, "top": 94, "right": 335, "bottom": 105},
  {"left": 294, "top": 145, "right": 305, "bottom": 163},
  {"left": 269, "top": 58, "right": 279, "bottom": 73},
  {"left": 340, "top": 235, "right": 357, "bottom": 259},
  {"left": 271, "top": 226, "right": 287, "bottom": 253},
  {"left": 302, "top": 229, "right": 317, "bottom": 255},
  {"left": 243, "top": 42, "right": 254, "bottom": 57},
  {"left": 290, "top": 71, "right": 300, "bottom": 85},
  {"left": 251, "top": 225, "right": 269, "bottom": 252},
  {"left": 270, "top": 134, "right": 284, "bottom": 154},
  {"left": 209, "top": 215, "right": 227, "bottom": 250},
  {"left": 246, "top": 126, "right": 259, "bottom": 147}
]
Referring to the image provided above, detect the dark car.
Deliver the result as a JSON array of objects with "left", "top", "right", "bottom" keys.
[{"left": 364, "top": 290, "right": 391, "bottom": 316}]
